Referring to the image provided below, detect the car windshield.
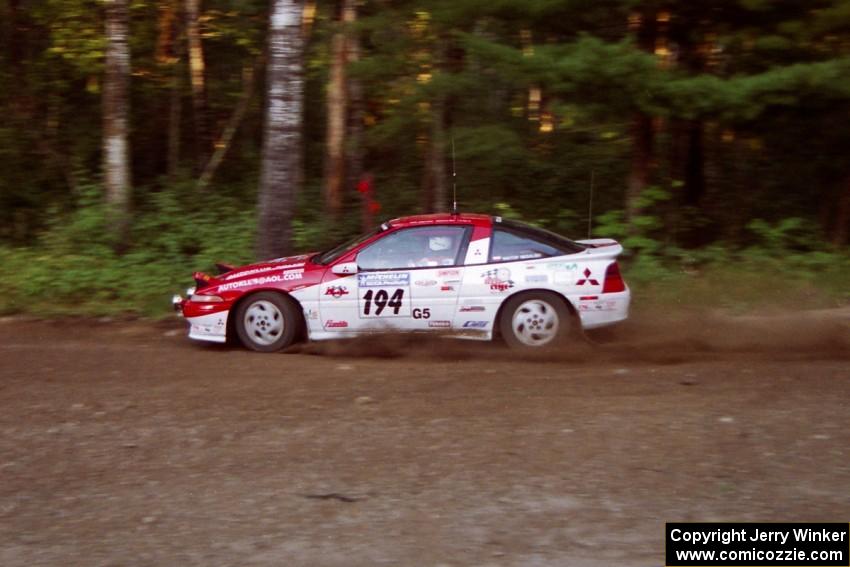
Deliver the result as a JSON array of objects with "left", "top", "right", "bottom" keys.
[{"left": 313, "top": 226, "right": 383, "bottom": 265}]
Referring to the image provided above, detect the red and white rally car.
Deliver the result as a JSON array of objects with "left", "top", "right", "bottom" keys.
[{"left": 173, "top": 213, "right": 630, "bottom": 351}]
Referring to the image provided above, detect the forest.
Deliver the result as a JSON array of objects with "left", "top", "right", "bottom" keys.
[{"left": 0, "top": 0, "right": 848, "bottom": 316}]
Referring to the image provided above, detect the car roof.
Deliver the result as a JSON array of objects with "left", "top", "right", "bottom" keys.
[{"left": 387, "top": 213, "right": 492, "bottom": 229}]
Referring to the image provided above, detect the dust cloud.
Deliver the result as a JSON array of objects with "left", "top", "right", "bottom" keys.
[{"left": 286, "top": 308, "right": 850, "bottom": 364}]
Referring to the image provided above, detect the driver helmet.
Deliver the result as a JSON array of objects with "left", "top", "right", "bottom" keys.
[{"left": 428, "top": 235, "right": 453, "bottom": 252}]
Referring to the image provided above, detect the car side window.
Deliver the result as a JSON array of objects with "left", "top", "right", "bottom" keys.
[
  {"left": 357, "top": 226, "right": 470, "bottom": 271},
  {"left": 490, "top": 228, "right": 562, "bottom": 262}
]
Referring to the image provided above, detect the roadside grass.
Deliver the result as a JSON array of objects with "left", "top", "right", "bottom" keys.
[{"left": 628, "top": 260, "right": 849, "bottom": 315}]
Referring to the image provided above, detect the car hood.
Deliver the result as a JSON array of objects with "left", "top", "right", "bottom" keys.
[{"left": 214, "top": 253, "right": 317, "bottom": 284}]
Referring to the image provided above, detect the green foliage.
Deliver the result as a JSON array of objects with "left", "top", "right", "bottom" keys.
[
  {"left": 623, "top": 214, "right": 850, "bottom": 310},
  {"left": 0, "top": 185, "right": 255, "bottom": 317}
]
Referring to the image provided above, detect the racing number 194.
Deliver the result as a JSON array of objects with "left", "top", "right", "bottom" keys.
[{"left": 363, "top": 288, "right": 404, "bottom": 316}]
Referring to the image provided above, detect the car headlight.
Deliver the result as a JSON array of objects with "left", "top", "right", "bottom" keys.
[
  {"left": 186, "top": 287, "right": 196, "bottom": 297},
  {"left": 190, "top": 294, "right": 224, "bottom": 303}
]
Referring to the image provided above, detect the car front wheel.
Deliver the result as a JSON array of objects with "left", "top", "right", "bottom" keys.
[
  {"left": 234, "top": 292, "right": 300, "bottom": 352},
  {"left": 500, "top": 291, "right": 572, "bottom": 349}
]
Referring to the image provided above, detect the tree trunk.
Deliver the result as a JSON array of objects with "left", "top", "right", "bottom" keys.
[
  {"left": 626, "top": 112, "right": 654, "bottom": 226},
  {"left": 833, "top": 178, "right": 850, "bottom": 247},
  {"left": 625, "top": 7, "right": 656, "bottom": 230},
  {"left": 185, "top": 0, "right": 209, "bottom": 172},
  {"left": 422, "top": 98, "right": 447, "bottom": 213},
  {"left": 8, "top": 0, "right": 23, "bottom": 85},
  {"left": 198, "top": 61, "right": 257, "bottom": 191},
  {"left": 161, "top": 0, "right": 182, "bottom": 181},
  {"left": 340, "top": 0, "right": 367, "bottom": 230},
  {"left": 103, "top": 0, "right": 132, "bottom": 242},
  {"left": 323, "top": 4, "right": 348, "bottom": 218},
  {"left": 256, "top": 0, "right": 304, "bottom": 260},
  {"left": 684, "top": 119, "right": 705, "bottom": 207},
  {"left": 167, "top": 54, "right": 183, "bottom": 181}
]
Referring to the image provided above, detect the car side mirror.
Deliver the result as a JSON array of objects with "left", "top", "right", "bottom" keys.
[{"left": 331, "top": 261, "right": 358, "bottom": 276}]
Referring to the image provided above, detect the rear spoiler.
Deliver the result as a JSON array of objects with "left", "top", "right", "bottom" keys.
[
  {"left": 193, "top": 271, "right": 214, "bottom": 289},
  {"left": 575, "top": 238, "right": 623, "bottom": 258},
  {"left": 215, "top": 262, "right": 235, "bottom": 275},
  {"left": 192, "top": 263, "right": 233, "bottom": 289}
]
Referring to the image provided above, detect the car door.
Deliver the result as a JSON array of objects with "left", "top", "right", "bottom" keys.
[
  {"left": 454, "top": 222, "right": 579, "bottom": 332},
  {"left": 320, "top": 225, "right": 471, "bottom": 333}
]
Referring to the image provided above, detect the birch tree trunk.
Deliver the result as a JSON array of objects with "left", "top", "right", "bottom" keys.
[
  {"left": 103, "top": 0, "right": 132, "bottom": 241},
  {"left": 185, "top": 0, "right": 209, "bottom": 172},
  {"left": 256, "top": 0, "right": 304, "bottom": 260}
]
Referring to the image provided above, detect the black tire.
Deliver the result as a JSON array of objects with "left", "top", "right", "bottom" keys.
[
  {"left": 499, "top": 291, "right": 573, "bottom": 349},
  {"left": 234, "top": 292, "right": 300, "bottom": 352}
]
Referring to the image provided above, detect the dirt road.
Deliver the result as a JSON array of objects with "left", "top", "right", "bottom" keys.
[{"left": 0, "top": 312, "right": 848, "bottom": 566}]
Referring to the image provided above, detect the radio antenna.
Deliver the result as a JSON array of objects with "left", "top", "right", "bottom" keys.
[
  {"left": 587, "top": 169, "right": 595, "bottom": 239},
  {"left": 451, "top": 136, "right": 458, "bottom": 215}
]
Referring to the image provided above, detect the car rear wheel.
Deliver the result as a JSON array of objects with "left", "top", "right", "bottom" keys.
[
  {"left": 500, "top": 291, "right": 572, "bottom": 349},
  {"left": 234, "top": 292, "right": 300, "bottom": 352}
]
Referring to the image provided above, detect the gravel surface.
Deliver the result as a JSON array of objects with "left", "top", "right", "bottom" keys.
[{"left": 0, "top": 313, "right": 848, "bottom": 566}]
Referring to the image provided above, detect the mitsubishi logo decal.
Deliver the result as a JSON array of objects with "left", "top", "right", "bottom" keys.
[{"left": 576, "top": 268, "right": 599, "bottom": 286}]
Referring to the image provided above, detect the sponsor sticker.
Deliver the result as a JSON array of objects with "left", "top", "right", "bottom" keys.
[
  {"left": 493, "top": 253, "right": 542, "bottom": 262},
  {"left": 218, "top": 274, "right": 282, "bottom": 291},
  {"left": 358, "top": 272, "right": 410, "bottom": 287},
  {"left": 325, "top": 320, "right": 349, "bottom": 328},
  {"left": 525, "top": 274, "right": 549, "bottom": 283},
  {"left": 552, "top": 262, "right": 579, "bottom": 285},
  {"left": 324, "top": 285, "right": 349, "bottom": 298},
  {"left": 282, "top": 268, "right": 304, "bottom": 281},
  {"left": 462, "top": 321, "right": 488, "bottom": 328},
  {"left": 223, "top": 265, "right": 279, "bottom": 280},
  {"left": 440, "top": 285, "right": 455, "bottom": 292},
  {"left": 548, "top": 262, "right": 578, "bottom": 271},
  {"left": 481, "top": 268, "right": 515, "bottom": 293},
  {"left": 415, "top": 279, "right": 437, "bottom": 287},
  {"left": 437, "top": 269, "right": 460, "bottom": 278},
  {"left": 428, "top": 320, "right": 451, "bottom": 328},
  {"left": 578, "top": 300, "right": 617, "bottom": 312},
  {"left": 191, "top": 318, "right": 224, "bottom": 335},
  {"left": 223, "top": 263, "right": 305, "bottom": 282},
  {"left": 459, "top": 305, "right": 485, "bottom": 312}
]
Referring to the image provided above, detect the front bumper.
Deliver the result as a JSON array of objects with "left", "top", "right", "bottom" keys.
[
  {"left": 186, "top": 311, "right": 229, "bottom": 343},
  {"left": 170, "top": 289, "right": 229, "bottom": 344}
]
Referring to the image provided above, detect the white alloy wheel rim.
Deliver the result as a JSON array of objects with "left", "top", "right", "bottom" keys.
[
  {"left": 512, "top": 299, "right": 560, "bottom": 346},
  {"left": 244, "top": 300, "right": 285, "bottom": 346}
]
